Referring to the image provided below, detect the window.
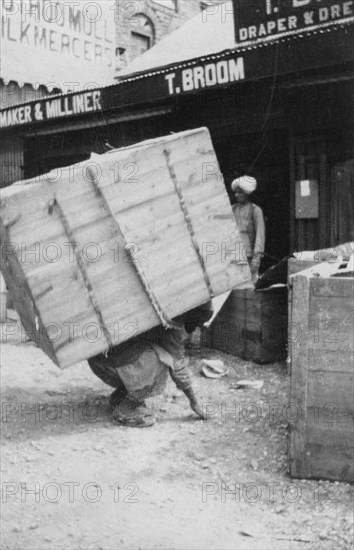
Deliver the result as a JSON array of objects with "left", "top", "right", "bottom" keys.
[
  {"left": 129, "top": 14, "right": 155, "bottom": 61},
  {"left": 153, "top": 0, "right": 177, "bottom": 11},
  {"left": 131, "top": 32, "right": 151, "bottom": 58}
]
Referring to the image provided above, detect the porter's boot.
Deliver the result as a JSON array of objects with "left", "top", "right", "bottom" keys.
[{"left": 111, "top": 393, "right": 156, "bottom": 428}]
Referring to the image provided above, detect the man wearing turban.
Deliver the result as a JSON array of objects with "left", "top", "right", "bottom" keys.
[{"left": 231, "top": 175, "right": 265, "bottom": 283}]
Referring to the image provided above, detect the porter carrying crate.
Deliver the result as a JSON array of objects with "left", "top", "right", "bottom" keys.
[
  {"left": 288, "top": 261, "right": 354, "bottom": 481},
  {"left": 0, "top": 128, "right": 250, "bottom": 368}
]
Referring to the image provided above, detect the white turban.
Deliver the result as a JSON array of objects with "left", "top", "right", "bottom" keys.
[{"left": 231, "top": 175, "right": 257, "bottom": 194}]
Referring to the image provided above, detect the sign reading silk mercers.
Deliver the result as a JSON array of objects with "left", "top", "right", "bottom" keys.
[
  {"left": 233, "top": 0, "right": 353, "bottom": 42},
  {"left": 1, "top": 0, "right": 116, "bottom": 93}
]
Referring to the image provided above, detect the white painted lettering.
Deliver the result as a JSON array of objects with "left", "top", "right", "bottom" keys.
[
  {"left": 92, "top": 91, "right": 101, "bottom": 111},
  {"left": 278, "top": 18, "right": 286, "bottom": 32},
  {"left": 24, "top": 105, "right": 32, "bottom": 123},
  {"left": 319, "top": 7, "right": 328, "bottom": 20},
  {"left": 205, "top": 64, "right": 217, "bottom": 86},
  {"left": 46, "top": 100, "right": 58, "bottom": 118},
  {"left": 58, "top": 100, "right": 66, "bottom": 117},
  {"left": 304, "top": 11, "right": 315, "bottom": 24},
  {"left": 64, "top": 97, "right": 73, "bottom": 115},
  {"left": 249, "top": 25, "right": 257, "bottom": 39},
  {"left": 193, "top": 66, "right": 205, "bottom": 89},
  {"left": 331, "top": 5, "right": 341, "bottom": 18},
  {"left": 75, "top": 94, "right": 85, "bottom": 113},
  {"left": 267, "top": 20, "right": 277, "bottom": 33},
  {"left": 216, "top": 61, "right": 229, "bottom": 84},
  {"left": 289, "top": 16, "right": 298, "bottom": 29},
  {"left": 182, "top": 69, "right": 194, "bottom": 91},
  {"left": 343, "top": 1, "right": 353, "bottom": 16},
  {"left": 18, "top": 107, "right": 24, "bottom": 123},
  {"left": 165, "top": 73, "right": 176, "bottom": 94},
  {"left": 228, "top": 58, "right": 245, "bottom": 82},
  {"left": 239, "top": 28, "right": 248, "bottom": 41},
  {"left": 11, "top": 109, "right": 19, "bottom": 124},
  {"left": 259, "top": 23, "right": 267, "bottom": 36},
  {"left": 84, "top": 93, "right": 92, "bottom": 111},
  {"left": 0, "top": 112, "right": 7, "bottom": 128}
]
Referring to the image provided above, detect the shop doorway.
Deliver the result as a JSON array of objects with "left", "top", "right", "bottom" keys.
[{"left": 212, "top": 128, "right": 290, "bottom": 272}]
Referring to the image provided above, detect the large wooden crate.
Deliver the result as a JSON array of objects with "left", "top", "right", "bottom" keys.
[
  {"left": 0, "top": 128, "right": 250, "bottom": 368},
  {"left": 288, "top": 262, "right": 354, "bottom": 481},
  {"left": 202, "top": 286, "right": 288, "bottom": 364}
]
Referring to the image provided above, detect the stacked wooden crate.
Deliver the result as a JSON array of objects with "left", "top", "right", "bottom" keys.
[
  {"left": 288, "top": 262, "right": 354, "bottom": 481},
  {"left": 288, "top": 257, "right": 318, "bottom": 278},
  {"left": 288, "top": 243, "right": 354, "bottom": 279},
  {"left": 202, "top": 286, "right": 288, "bottom": 364},
  {"left": 0, "top": 128, "right": 251, "bottom": 368}
]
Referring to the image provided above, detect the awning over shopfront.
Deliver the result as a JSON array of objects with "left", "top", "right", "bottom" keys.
[
  {"left": 1, "top": 1, "right": 353, "bottom": 132},
  {"left": 117, "top": 0, "right": 354, "bottom": 84}
]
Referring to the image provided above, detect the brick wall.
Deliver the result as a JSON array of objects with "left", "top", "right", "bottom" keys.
[{"left": 115, "top": 0, "right": 202, "bottom": 71}]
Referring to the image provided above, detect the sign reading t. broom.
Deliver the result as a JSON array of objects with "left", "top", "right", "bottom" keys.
[
  {"left": 1, "top": 0, "right": 116, "bottom": 93},
  {"left": 233, "top": 0, "right": 354, "bottom": 43}
]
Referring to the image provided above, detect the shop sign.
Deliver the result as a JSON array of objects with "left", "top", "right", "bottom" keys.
[
  {"left": 1, "top": 0, "right": 116, "bottom": 93},
  {"left": 0, "top": 90, "right": 102, "bottom": 129},
  {"left": 233, "top": 0, "right": 354, "bottom": 42},
  {"left": 165, "top": 57, "right": 245, "bottom": 95}
]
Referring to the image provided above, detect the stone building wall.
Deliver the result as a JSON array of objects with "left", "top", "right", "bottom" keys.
[{"left": 114, "top": 0, "right": 202, "bottom": 71}]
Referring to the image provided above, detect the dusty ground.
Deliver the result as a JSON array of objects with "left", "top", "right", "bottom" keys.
[{"left": 0, "top": 320, "right": 353, "bottom": 550}]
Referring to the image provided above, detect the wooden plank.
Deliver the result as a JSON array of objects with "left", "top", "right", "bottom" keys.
[{"left": 288, "top": 273, "right": 310, "bottom": 478}]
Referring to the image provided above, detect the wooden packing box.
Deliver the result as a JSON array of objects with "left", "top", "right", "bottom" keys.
[
  {"left": 0, "top": 128, "right": 251, "bottom": 368},
  {"left": 288, "top": 243, "right": 354, "bottom": 280},
  {"left": 202, "top": 286, "right": 288, "bottom": 364},
  {"left": 288, "top": 257, "right": 318, "bottom": 278},
  {"left": 288, "top": 262, "right": 354, "bottom": 481}
]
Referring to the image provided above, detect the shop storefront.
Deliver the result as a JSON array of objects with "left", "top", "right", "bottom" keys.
[{"left": 1, "top": 1, "right": 353, "bottom": 263}]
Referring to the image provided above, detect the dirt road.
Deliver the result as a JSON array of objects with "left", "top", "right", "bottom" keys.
[{"left": 1, "top": 326, "right": 353, "bottom": 550}]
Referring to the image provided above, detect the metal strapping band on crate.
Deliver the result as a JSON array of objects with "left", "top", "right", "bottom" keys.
[
  {"left": 163, "top": 147, "right": 214, "bottom": 298},
  {"left": 50, "top": 196, "right": 114, "bottom": 348},
  {"left": 86, "top": 168, "right": 175, "bottom": 330}
]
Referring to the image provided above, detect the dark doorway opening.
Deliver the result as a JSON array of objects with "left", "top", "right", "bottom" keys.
[{"left": 212, "top": 128, "right": 290, "bottom": 272}]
